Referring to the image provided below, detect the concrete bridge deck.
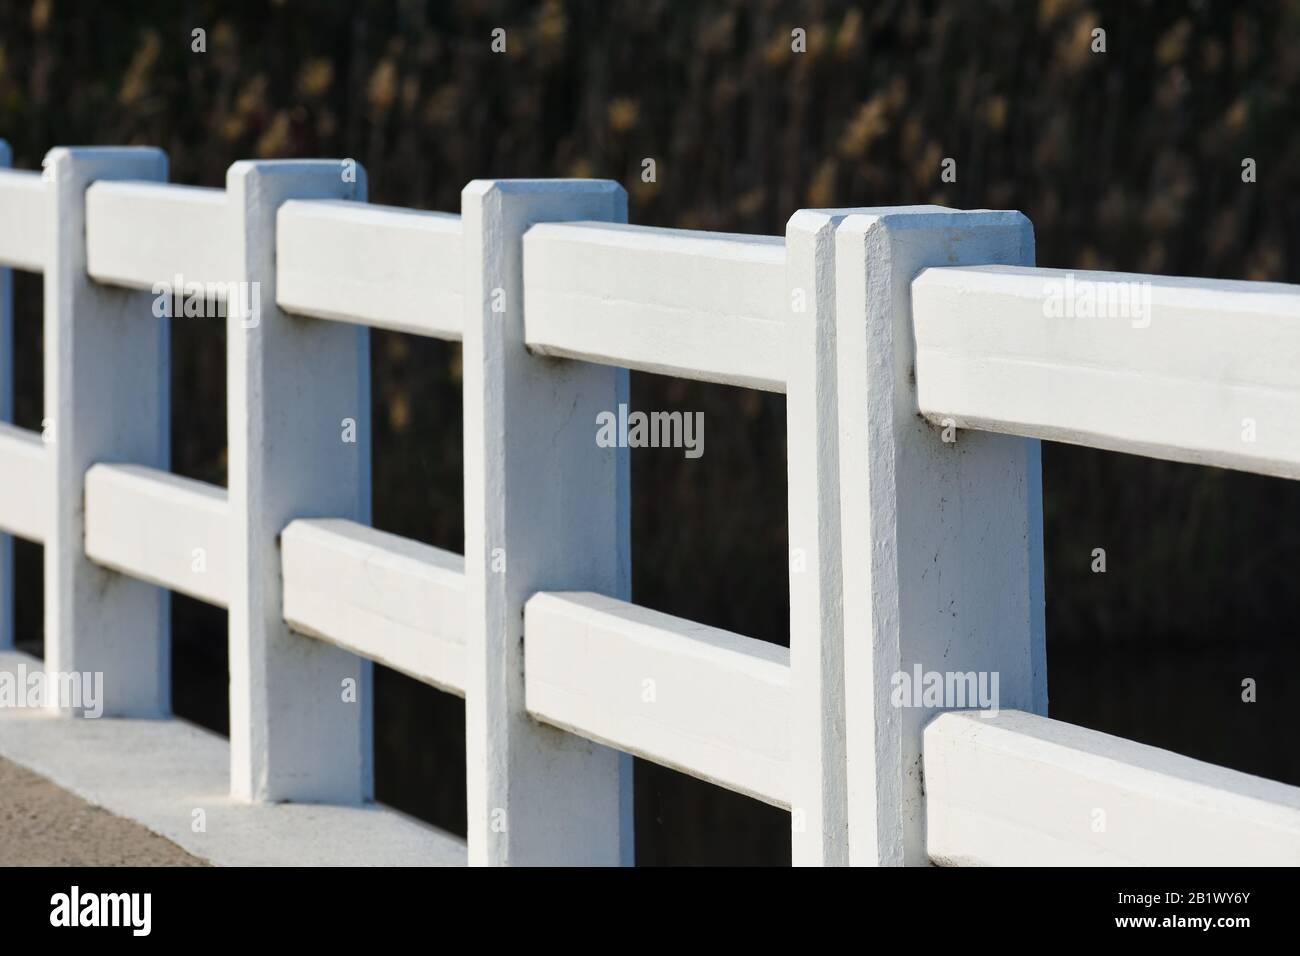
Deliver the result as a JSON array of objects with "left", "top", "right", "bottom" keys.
[
  {"left": 0, "top": 651, "right": 467, "bottom": 867},
  {"left": 0, "top": 754, "right": 204, "bottom": 865}
]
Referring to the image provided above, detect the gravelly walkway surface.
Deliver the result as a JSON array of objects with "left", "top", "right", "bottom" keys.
[{"left": 0, "top": 756, "right": 207, "bottom": 866}]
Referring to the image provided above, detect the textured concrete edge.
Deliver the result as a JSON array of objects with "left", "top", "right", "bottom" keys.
[
  {"left": 0, "top": 754, "right": 208, "bottom": 865},
  {"left": 0, "top": 651, "right": 467, "bottom": 866}
]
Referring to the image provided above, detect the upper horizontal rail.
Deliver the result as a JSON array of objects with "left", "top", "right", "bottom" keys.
[
  {"left": 277, "top": 200, "right": 463, "bottom": 340},
  {"left": 281, "top": 519, "right": 467, "bottom": 695},
  {"left": 85, "top": 181, "right": 230, "bottom": 292},
  {"left": 523, "top": 591, "right": 791, "bottom": 807},
  {"left": 524, "top": 221, "right": 787, "bottom": 392},
  {"left": 914, "top": 265, "right": 1300, "bottom": 479},
  {"left": 0, "top": 424, "right": 47, "bottom": 542},
  {"left": 83, "top": 464, "right": 230, "bottom": 606},
  {"left": 0, "top": 170, "right": 46, "bottom": 271},
  {"left": 925, "top": 710, "right": 1300, "bottom": 865}
]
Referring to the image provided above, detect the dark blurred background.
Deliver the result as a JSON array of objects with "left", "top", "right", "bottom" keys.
[{"left": 1, "top": 0, "right": 1298, "bottom": 864}]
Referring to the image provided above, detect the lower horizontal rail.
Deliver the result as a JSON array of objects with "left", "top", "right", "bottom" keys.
[
  {"left": 0, "top": 423, "right": 47, "bottom": 542},
  {"left": 524, "top": 591, "right": 791, "bottom": 807},
  {"left": 924, "top": 710, "right": 1300, "bottom": 865},
  {"left": 280, "top": 519, "right": 466, "bottom": 695},
  {"left": 84, "top": 464, "right": 230, "bottom": 606}
]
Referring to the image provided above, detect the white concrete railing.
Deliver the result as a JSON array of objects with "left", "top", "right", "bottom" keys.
[{"left": 0, "top": 144, "right": 1296, "bottom": 866}]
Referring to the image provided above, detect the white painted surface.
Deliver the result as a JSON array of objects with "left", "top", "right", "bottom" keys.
[
  {"left": 835, "top": 208, "right": 1046, "bottom": 866},
  {"left": 914, "top": 264, "right": 1300, "bottom": 480},
  {"left": 523, "top": 221, "right": 786, "bottom": 391},
  {"left": 0, "top": 651, "right": 466, "bottom": 866},
  {"left": 784, "top": 209, "right": 850, "bottom": 864},
  {"left": 0, "top": 167, "right": 46, "bottom": 272},
  {"left": 44, "top": 148, "right": 171, "bottom": 719},
  {"left": 0, "top": 142, "right": 12, "bottom": 649},
  {"left": 281, "top": 518, "right": 466, "bottom": 695},
  {"left": 462, "top": 180, "right": 632, "bottom": 866},
  {"left": 5, "top": 137, "right": 1299, "bottom": 868},
  {"left": 226, "top": 160, "right": 373, "bottom": 805},
  {"left": 524, "top": 591, "right": 791, "bottom": 808},
  {"left": 0, "top": 424, "right": 45, "bottom": 543},
  {"left": 925, "top": 710, "right": 1300, "bottom": 866},
  {"left": 277, "top": 199, "right": 463, "bottom": 339},
  {"left": 84, "top": 464, "right": 229, "bottom": 607},
  {"left": 85, "top": 181, "right": 230, "bottom": 291}
]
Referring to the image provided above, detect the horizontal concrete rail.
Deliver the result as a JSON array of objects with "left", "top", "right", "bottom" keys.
[
  {"left": 0, "top": 423, "right": 47, "bottom": 542},
  {"left": 913, "top": 264, "right": 1300, "bottom": 479},
  {"left": 8, "top": 147, "right": 1298, "bottom": 866},
  {"left": 523, "top": 592, "right": 791, "bottom": 807},
  {"left": 0, "top": 170, "right": 46, "bottom": 271},
  {"left": 277, "top": 200, "right": 463, "bottom": 339},
  {"left": 85, "top": 181, "right": 230, "bottom": 291},
  {"left": 84, "top": 464, "right": 230, "bottom": 606},
  {"left": 523, "top": 221, "right": 787, "bottom": 392},
  {"left": 281, "top": 519, "right": 466, "bottom": 695},
  {"left": 925, "top": 710, "right": 1300, "bottom": 866}
]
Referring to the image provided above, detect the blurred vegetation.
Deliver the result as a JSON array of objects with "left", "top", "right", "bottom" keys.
[{"left": 2, "top": 0, "right": 1298, "bottom": 864}]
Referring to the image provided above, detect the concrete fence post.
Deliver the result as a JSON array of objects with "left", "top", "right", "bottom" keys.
[
  {"left": 226, "top": 159, "right": 373, "bottom": 803},
  {"left": 461, "top": 179, "right": 633, "bottom": 866},
  {"left": 43, "top": 147, "right": 170, "bottom": 716},
  {"left": 834, "top": 207, "right": 1047, "bottom": 865},
  {"left": 785, "top": 208, "right": 851, "bottom": 866}
]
